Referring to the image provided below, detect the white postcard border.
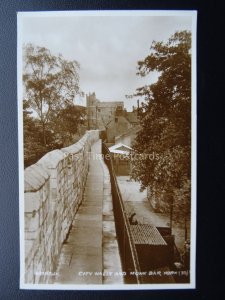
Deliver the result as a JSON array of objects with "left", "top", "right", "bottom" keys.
[{"left": 18, "top": 9, "right": 197, "bottom": 290}]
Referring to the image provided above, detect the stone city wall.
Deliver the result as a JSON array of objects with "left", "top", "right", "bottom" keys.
[{"left": 24, "top": 130, "right": 99, "bottom": 284}]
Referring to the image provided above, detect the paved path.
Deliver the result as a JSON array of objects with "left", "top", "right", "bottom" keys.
[
  {"left": 117, "top": 176, "right": 189, "bottom": 252},
  {"left": 54, "top": 140, "right": 122, "bottom": 285}
]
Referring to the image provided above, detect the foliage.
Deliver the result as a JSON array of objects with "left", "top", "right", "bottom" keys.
[
  {"left": 23, "top": 100, "right": 59, "bottom": 167},
  {"left": 23, "top": 44, "right": 80, "bottom": 145},
  {"left": 50, "top": 104, "right": 86, "bottom": 146},
  {"left": 23, "top": 44, "right": 86, "bottom": 167},
  {"left": 23, "top": 101, "right": 86, "bottom": 168},
  {"left": 131, "top": 31, "right": 191, "bottom": 225}
]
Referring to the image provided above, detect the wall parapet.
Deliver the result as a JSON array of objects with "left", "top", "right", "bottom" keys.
[{"left": 24, "top": 130, "right": 99, "bottom": 284}]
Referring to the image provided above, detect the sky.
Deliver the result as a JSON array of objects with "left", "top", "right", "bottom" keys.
[{"left": 20, "top": 11, "right": 193, "bottom": 111}]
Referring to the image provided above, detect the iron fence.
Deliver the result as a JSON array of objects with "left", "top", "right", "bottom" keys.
[{"left": 102, "top": 142, "right": 142, "bottom": 284}]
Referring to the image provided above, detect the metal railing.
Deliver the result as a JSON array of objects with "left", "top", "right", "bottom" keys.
[{"left": 102, "top": 142, "right": 142, "bottom": 284}]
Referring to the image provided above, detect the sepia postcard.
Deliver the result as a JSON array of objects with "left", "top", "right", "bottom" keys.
[{"left": 18, "top": 10, "right": 197, "bottom": 290}]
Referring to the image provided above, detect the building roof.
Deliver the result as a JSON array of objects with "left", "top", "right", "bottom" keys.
[
  {"left": 98, "top": 101, "right": 124, "bottom": 108},
  {"left": 115, "top": 125, "right": 141, "bottom": 140},
  {"left": 108, "top": 143, "right": 133, "bottom": 155},
  {"left": 124, "top": 111, "right": 138, "bottom": 124},
  {"left": 130, "top": 224, "right": 167, "bottom": 245}
]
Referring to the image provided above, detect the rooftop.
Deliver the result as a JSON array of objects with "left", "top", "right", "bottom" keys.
[
  {"left": 124, "top": 111, "right": 139, "bottom": 124},
  {"left": 130, "top": 224, "right": 167, "bottom": 245},
  {"left": 108, "top": 143, "right": 133, "bottom": 155}
]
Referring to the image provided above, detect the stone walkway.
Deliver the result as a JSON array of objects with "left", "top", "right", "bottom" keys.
[{"left": 54, "top": 140, "right": 122, "bottom": 285}]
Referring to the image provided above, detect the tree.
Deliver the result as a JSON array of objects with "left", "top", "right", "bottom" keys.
[
  {"left": 23, "top": 44, "right": 80, "bottom": 146},
  {"left": 131, "top": 31, "right": 191, "bottom": 233},
  {"left": 50, "top": 104, "right": 86, "bottom": 146},
  {"left": 23, "top": 100, "right": 57, "bottom": 167}
]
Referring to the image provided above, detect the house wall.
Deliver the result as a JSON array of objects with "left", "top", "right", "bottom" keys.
[
  {"left": 115, "top": 126, "right": 141, "bottom": 148},
  {"left": 106, "top": 115, "right": 132, "bottom": 143}
]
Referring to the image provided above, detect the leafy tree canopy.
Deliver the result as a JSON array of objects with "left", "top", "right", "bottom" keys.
[
  {"left": 23, "top": 44, "right": 86, "bottom": 167},
  {"left": 23, "top": 44, "right": 81, "bottom": 145},
  {"left": 50, "top": 104, "right": 86, "bottom": 146},
  {"left": 131, "top": 31, "right": 191, "bottom": 223}
]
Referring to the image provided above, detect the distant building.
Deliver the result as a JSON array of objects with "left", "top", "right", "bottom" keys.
[
  {"left": 108, "top": 143, "right": 133, "bottom": 176},
  {"left": 115, "top": 125, "right": 141, "bottom": 148},
  {"left": 86, "top": 92, "right": 140, "bottom": 143},
  {"left": 108, "top": 143, "right": 133, "bottom": 155},
  {"left": 86, "top": 92, "right": 124, "bottom": 131}
]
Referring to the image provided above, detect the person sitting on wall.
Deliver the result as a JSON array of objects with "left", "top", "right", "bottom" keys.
[{"left": 129, "top": 213, "right": 138, "bottom": 225}]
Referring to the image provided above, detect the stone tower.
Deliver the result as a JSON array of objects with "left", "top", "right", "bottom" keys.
[{"left": 86, "top": 92, "right": 98, "bottom": 130}]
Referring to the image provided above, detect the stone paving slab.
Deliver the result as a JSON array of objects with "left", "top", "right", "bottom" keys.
[
  {"left": 75, "top": 206, "right": 103, "bottom": 215},
  {"left": 72, "top": 219, "right": 102, "bottom": 229},
  {"left": 80, "top": 201, "right": 103, "bottom": 208},
  {"left": 72, "top": 214, "right": 102, "bottom": 223},
  {"left": 66, "top": 228, "right": 102, "bottom": 247}
]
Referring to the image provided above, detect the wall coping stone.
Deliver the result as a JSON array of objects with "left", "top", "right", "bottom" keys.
[
  {"left": 24, "top": 131, "right": 99, "bottom": 193},
  {"left": 37, "top": 149, "right": 65, "bottom": 169},
  {"left": 24, "top": 164, "right": 49, "bottom": 192}
]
